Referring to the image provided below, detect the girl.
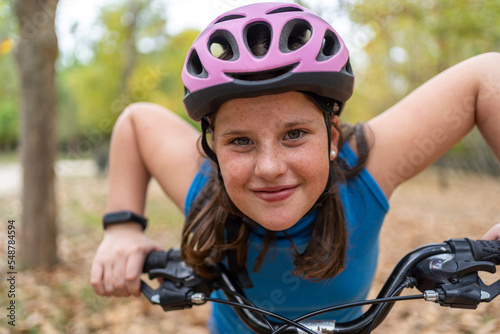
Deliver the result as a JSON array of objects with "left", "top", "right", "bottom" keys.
[{"left": 91, "top": 2, "right": 500, "bottom": 333}]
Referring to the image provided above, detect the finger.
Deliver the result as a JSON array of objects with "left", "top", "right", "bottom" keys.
[
  {"left": 125, "top": 251, "right": 146, "bottom": 297},
  {"left": 104, "top": 255, "right": 130, "bottom": 297},
  {"left": 102, "top": 259, "right": 113, "bottom": 296},
  {"left": 90, "top": 261, "right": 106, "bottom": 296},
  {"left": 481, "top": 224, "right": 500, "bottom": 240},
  {"left": 111, "top": 251, "right": 130, "bottom": 297},
  {"left": 153, "top": 240, "right": 164, "bottom": 252}
]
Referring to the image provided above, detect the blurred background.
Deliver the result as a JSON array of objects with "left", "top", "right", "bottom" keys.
[{"left": 1, "top": 0, "right": 500, "bottom": 333}]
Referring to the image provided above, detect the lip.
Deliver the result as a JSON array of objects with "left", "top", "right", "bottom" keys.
[{"left": 252, "top": 185, "right": 298, "bottom": 203}]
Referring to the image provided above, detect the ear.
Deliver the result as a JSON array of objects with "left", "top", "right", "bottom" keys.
[{"left": 330, "top": 115, "right": 340, "bottom": 158}]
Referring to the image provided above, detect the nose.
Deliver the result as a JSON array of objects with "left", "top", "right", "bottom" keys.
[{"left": 254, "top": 144, "right": 287, "bottom": 180}]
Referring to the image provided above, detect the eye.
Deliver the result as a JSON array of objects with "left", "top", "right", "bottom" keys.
[
  {"left": 285, "top": 130, "right": 303, "bottom": 140},
  {"left": 231, "top": 137, "right": 252, "bottom": 146}
]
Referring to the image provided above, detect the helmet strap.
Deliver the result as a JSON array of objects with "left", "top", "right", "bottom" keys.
[
  {"left": 300, "top": 91, "right": 341, "bottom": 116},
  {"left": 323, "top": 112, "right": 334, "bottom": 193},
  {"left": 201, "top": 118, "right": 219, "bottom": 164}
]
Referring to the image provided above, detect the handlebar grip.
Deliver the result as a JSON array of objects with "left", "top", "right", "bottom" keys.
[
  {"left": 468, "top": 239, "right": 500, "bottom": 265},
  {"left": 143, "top": 251, "right": 169, "bottom": 273}
]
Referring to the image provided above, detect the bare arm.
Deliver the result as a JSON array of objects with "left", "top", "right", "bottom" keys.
[
  {"left": 107, "top": 102, "right": 203, "bottom": 212},
  {"left": 366, "top": 52, "right": 500, "bottom": 198},
  {"left": 91, "top": 103, "right": 203, "bottom": 297}
]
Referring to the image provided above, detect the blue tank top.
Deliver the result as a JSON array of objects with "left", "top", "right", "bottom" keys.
[{"left": 184, "top": 143, "right": 389, "bottom": 334}]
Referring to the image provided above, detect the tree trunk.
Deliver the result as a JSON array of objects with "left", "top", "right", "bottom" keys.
[{"left": 15, "top": 0, "right": 59, "bottom": 268}]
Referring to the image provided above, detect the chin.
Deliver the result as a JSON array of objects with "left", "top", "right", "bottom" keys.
[{"left": 254, "top": 215, "right": 301, "bottom": 231}]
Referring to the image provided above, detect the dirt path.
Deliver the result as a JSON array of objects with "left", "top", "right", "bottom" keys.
[
  {"left": 0, "top": 163, "right": 20, "bottom": 197},
  {"left": 0, "top": 159, "right": 97, "bottom": 197}
]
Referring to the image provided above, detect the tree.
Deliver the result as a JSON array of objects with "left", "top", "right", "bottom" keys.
[{"left": 15, "top": 0, "right": 59, "bottom": 268}]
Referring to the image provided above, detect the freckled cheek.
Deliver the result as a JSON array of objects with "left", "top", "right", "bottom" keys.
[
  {"left": 218, "top": 155, "right": 252, "bottom": 192},
  {"left": 292, "top": 148, "right": 330, "bottom": 187}
]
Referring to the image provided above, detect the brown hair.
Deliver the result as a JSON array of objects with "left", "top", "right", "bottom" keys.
[{"left": 180, "top": 28, "right": 370, "bottom": 280}]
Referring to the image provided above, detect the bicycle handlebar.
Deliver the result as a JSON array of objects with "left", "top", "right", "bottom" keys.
[
  {"left": 468, "top": 239, "right": 500, "bottom": 264},
  {"left": 140, "top": 238, "right": 500, "bottom": 333}
]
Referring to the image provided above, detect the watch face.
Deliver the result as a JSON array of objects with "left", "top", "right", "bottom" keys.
[
  {"left": 114, "top": 212, "right": 131, "bottom": 222},
  {"left": 105, "top": 211, "right": 132, "bottom": 223}
]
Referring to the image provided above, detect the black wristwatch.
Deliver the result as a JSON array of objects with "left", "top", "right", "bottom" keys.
[{"left": 102, "top": 211, "right": 148, "bottom": 231}]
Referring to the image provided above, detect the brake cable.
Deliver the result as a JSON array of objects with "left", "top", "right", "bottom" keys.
[{"left": 270, "top": 294, "right": 425, "bottom": 334}]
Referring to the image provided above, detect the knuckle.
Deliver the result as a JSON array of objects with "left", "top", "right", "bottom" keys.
[
  {"left": 125, "top": 273, "right": 138, "bottom": 283},
  {"left": 114, "top": 247, "right": 128, "bottom": 257},
  {"left": 114, "top": 280, "right": 126, "bottom": 290},
  {"left": 90, "top": 278, "right": 100, "bottom": 288}
]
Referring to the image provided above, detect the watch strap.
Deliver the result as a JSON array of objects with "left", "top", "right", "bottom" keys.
[{"left": 102, "top": 211, "right": 148, "bottom": 230}]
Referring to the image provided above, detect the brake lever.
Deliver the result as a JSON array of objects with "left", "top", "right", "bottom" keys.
[
  {"left": 141, "top": 279, "right": 202, "bottom": 311},
  {"left": 140, "top": 249, "right": 216, "bottom": 311},
  {"left": 448, "top": 238, "right": 500, "bottom": 304},
  {"left": 478, "top": 279, "right": 500, "bottom": 302},
  {"left": 414, "top": 239, "right": 500, "bottom": 309},
  {"left": 148, "top": 261, "right": 196, "bottom": 283}
]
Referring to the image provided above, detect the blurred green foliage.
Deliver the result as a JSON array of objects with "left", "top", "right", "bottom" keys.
[
  {"left": 336, "top": 0, "right": 500, "bottom": 174},
  {"left": 58, "top": 0, "right": 199, "bottom": 156},
  {"left": 0, "top": 1, "right": 18, "bottom": 150},
  {"left": 0, "top": 0, "right": 199, "bottom": 155},
  {"left": 338, "top": 0, "right": 500, "bottom": 122}
]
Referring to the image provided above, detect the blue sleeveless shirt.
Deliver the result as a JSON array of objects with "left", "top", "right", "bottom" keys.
[{"left": 184, "top": 143, "right": 389, "bottom": 334}]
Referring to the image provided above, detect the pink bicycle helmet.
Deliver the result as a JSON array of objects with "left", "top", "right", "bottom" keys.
[{"left": 182, "top": 2, "right": 354, "bottom": 121}]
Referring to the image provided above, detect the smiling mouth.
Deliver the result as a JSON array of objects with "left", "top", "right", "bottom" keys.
[{"left": 252, "top": 186, "right": 298, "bottom": 203}]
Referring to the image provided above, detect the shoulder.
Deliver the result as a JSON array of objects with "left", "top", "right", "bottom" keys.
[
  {"left": 184, "top": 159, "right": 214, "bottom": 215},
  {"left": 339, "top": 140, "right": 389, "bottom": 213}
]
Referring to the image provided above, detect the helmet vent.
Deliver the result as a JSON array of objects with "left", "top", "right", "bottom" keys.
[
  {"left": 208, "top": 30, "right": 239, "bottom": 60},
  {"left": 316, "top": 30, "right": 340, "bottom": 61},
  {"left": 268, "top": 6, "right": 303, "bottom": 14},
  {"left": 215, "top": 14, "right": 245, "bottom": 24},
  {"left": 226, "top": 63, "right": 298, "bottom": 81},
  {"left": 280, "top": 19, "right": 312, "bottom": 52},
  {"left": 187, "top": 49, "right": 208, "bottom": 78},
  {"left": 245, "top": 22, "right": 272, "bottom": 58}
]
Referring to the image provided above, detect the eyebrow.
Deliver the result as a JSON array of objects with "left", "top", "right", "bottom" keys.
[
  {"left": 219, "top": 118, "right": 315, "bottom": 137},
  {"left": 282, "top": 119, "right": 314, "bottom": 128},
  {"left": 219, "top": 129, "right": 248, "bottom": 137}
]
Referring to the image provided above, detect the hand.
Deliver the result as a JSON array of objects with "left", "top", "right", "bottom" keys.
[
  {"left": 481, "top": 223, "right": 500, "bottom": 241},
  {"left": 90, "top": 223, "right": 163, "bottom": 297}
]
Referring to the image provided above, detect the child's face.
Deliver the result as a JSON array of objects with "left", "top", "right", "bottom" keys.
[{"left": 212, "top": 91, "right": 339, "bottom": 231}]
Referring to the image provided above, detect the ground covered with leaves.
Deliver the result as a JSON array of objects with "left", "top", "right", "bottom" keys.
[{"left": 1, "top": 167, "right": 500, "bottom": 333}]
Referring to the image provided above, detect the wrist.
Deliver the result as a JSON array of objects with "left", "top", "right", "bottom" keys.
[{"left": 103, "top": 221, "right": 144, "bottom": 233}]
